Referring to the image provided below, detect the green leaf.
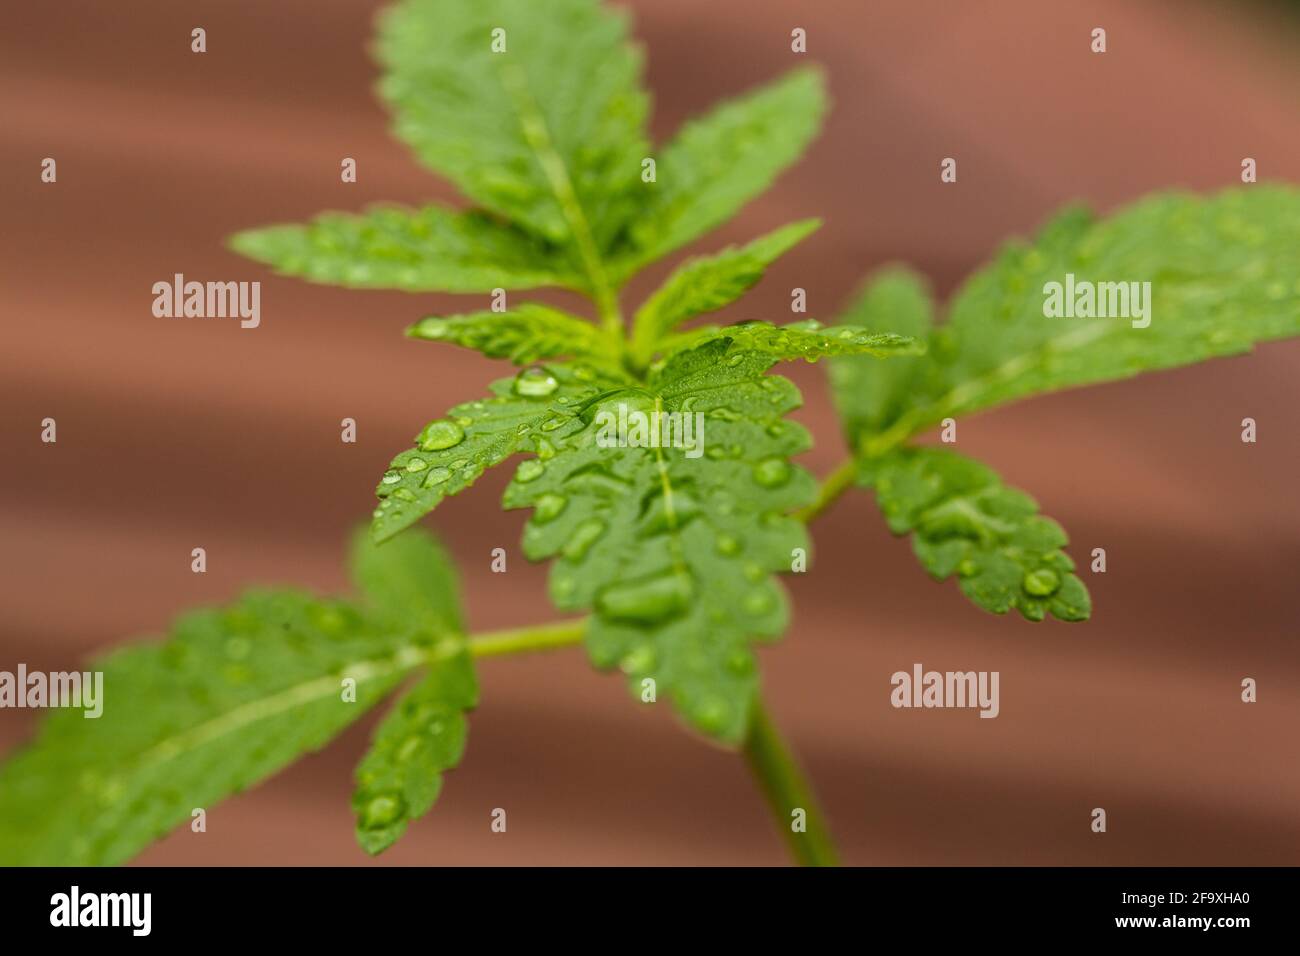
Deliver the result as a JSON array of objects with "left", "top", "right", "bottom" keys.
[
  {"left": 0, "top": 529, "right": 464, "bottom": 866},
  {"left": 229, "top": 205, "right": 580, "bottom": 293},
  {"left": 351, "top": 528, "right": 463, "bottom": 635},
  {"left": 858, "top": 447, "right": 1090, "bottom": 623},
  {"left": 859, "top": 187, "right": 1300, "bottom": 450},
  {"left": 0, "top": 600, "right": 432, "bottom": 866},
  {"left": 372, "top": 363, "right": 624, "bottom": 542},
  {"left": 630, "top": 220, "right": 821, "bottom": 360},
  {"left": 376, "top": 0, "right": 648, "bottom": 257},
  {"left": 661, "top": 320, "right": 922, "bottom": 366},
  {"left": 353, "top": 647, "right": 477, "bottom": 855},
  {"left": 828, "top": 266, "right": 936, "bottom": 440},
  {"left": 501, "top": 340, "right": 816, "bottom": 744},
  {"left": 407, "top": 304, "right": 618, "bottom": 367},
  {"left": 616, "top": 68, "right": 827, "bottom": 276}
]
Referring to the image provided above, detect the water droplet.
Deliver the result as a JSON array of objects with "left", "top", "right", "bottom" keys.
[
  {"left": 419, "top": 419, "right": 465, "bottom": 452},
  {"left": 449, "top": 459, "right": 468, "bottom": 470},
  {"left": 562, "top": 518, "right": 606, "bottom": 560},
  {"left": 743, "top": 562, "right": 764, "bottom": 583},
  {"left": 1022, "top": 568, "right": 1061, "bottom": 597},
  {"left": 744, "top": 589, "right": 774, "bottom": 615},
  {"left": 422, "top": 467, "right": 452, "bottom": 488},
  {"left": 958, "top": 559, "right": 979, "bottom": 576},
  {"left": 692, "top": 696, "right": 732, "bottom": 734},
  {"left": 514, "top": 367, "right": 559, "bottom": 397},
  {"left": 516, "top": 459, "right": 545, "bottom": 483},
  {"left": 392, "top": 488, "right": 417, "bottom": 502},
  {"left": 455, "top": 416, "right": 473, "bottom": 427},
  {"left": 715, "top": 533, "right": 741, "bottom": 556},
  {"left": 533, "top": 493, "right": 568, "bottom": 524},
  {"left": 620, "top": 644, "right": 657, "bottom": 674},
  {"left": 359, "top": 792, "right": 405, "bottom": 830},
  {"left": 596, "top": 570, "right": 693, "bottom": 624},
  {"left": 725, "top": 354, "right": 744, "bottom": 367},
  {"left": 405, "top": 457, "right": 428, "bottom": 473},
  {"left": 639, "top": 488, "right": 701, "bottom": 535},
  {"left": 753, "top": 457, "right": 791, "bottom": 488},
  {"left": 540, "top": 416, "right": 565, "bottom": 432},
  {"left": 726, "top": 649, "right": 753, "bottom": 675},
  {"left": 535, "top": 436, "right": 557, "bottom": 460},
  {"left": 381, "top": 470, "right": 402, "bottom": 485},
  {"left": 396, "top": 735, "right": 422, "bottom": 763}
]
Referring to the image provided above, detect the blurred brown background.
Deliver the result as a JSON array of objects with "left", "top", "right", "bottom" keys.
[{"left": 2, "top": 0, "right": 1298, "bottom": 865}]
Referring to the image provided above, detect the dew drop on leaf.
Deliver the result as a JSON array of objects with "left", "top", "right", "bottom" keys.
[
  {"left": 752, "top": 457, "right": 792, "bottom": 488},
  {"left": 396, "top": 735, "right": 422, "bottom": 763},
  {"left": 552, "top": 575, "right": 577, "bottom": 601},
  {"left": 422, "top": 467, "right": 452, "bottom": 488},
  {"left": 692, "top": 696, "right": 732, "bottom": 734},
  {"left": 726, "top": 649, "right": 754, "bottom": 675},
  {"left": 359, "top": 792, "right": 406, "bottom": 830},
  {"left": 620, "top": 644, "right": 657, "bottom": 674},
  {"left": 516, "top": 459, "right": 545, "bottom": 483},
  {"left": 419, "top": 419, "right": 465, "bottom": 451},
  {"left": 715, "top": 533, "right": 741, "bottom": 556},
  {"left": 1022, "top": 568, "right": 1061, "bottom": 596},
  {"left": 405, "top": 457, "right": 429, "bottom": 472},
  {"left": 743, "top": 589, "right": 774, "bottom": 615},
  {"left": 562, "top": 518, "right": 606, "bottom": 560},
  {"left": 533, "top": 492, "right": 568, "bottom": 523},
  {"left": 514, "top": 367, "right": 559, "bottom": 397},
  {"left": 595, "top": 570, "right": 693, "bottom": 625},
  {"left": 381, "top": 470, "right": 402, "bottom": 485}
]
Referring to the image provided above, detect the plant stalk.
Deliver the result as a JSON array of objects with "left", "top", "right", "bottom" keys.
[
  {"left": 795, "top": 458, "right": 858, "bottom": 524},
  {"left": 469, "top": 619, "right": 587, "bottom": 657},
  {"left": 742, "top": 696, "right": 840, "bottom": 866}
]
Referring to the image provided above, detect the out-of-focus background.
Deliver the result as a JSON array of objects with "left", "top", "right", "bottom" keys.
[{"left": 2, "top": 0, "right": 1298, "bottom": 865}]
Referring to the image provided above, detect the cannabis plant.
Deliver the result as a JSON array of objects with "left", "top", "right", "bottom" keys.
[{"left": 2, "top": 0, "right": 1296, "bottom": 867}]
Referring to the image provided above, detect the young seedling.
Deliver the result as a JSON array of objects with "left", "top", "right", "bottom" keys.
[{"left": 1, "top": 0, "right": 1296, "bottom": 867}]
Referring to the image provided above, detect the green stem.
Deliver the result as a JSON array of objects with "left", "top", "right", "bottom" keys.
[
  {"left": 468, "top": 618, "right": 587, "bottom": 658},
  {"left": 597, "top": 288, "right": 626, "bottom": 344},
  {"left": 795, "top": 458, "right": 857, "bottom": 524},
  {"left": 743, "top": 696, "right": 840, "bottom": 866}
]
